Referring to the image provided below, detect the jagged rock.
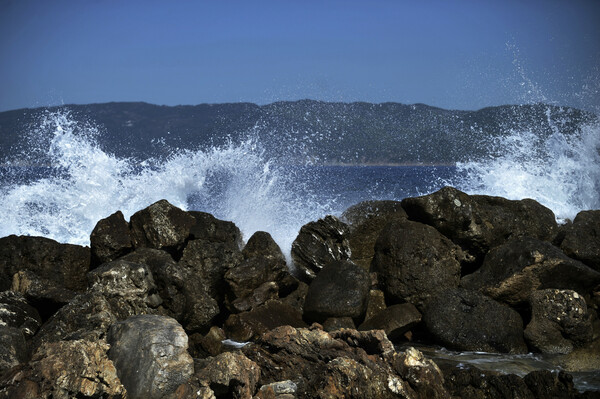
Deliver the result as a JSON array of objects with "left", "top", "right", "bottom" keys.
[
  {"left": 280, "top": 280, "right": 308, "bottom": 314},
  {"left": 225, "top": 232, "right": 290, "bottom": 312},
  {"left": 364, "top": 289, "right": 387, "bottom": 321},
  {"left": 90, "top": 210, "right": 133, "bottom": 267},
  {"left": 524, "top": 289, "right": 593, "bottom": 354},
  {"left": 129, "top": 199, "right": 196, "bottom": 255},
  {"left": 107, "top": 314, "right": 194, "bottom": 399},
  {"left": 560, "top": 210, "right": 600, "bottom": 272},
  {"left": 291, "top": 215, "right": 351, "bottom": 281},
  {"left": 461, "top": 236, "right": 600, "bottom": 307},
  {"left": 0, "top": 339, "right": 125, "bottom": 399},
  {"left": 402, "top": 186, "right": 558, "bottom": 263},
  {"left": 423, "top": 288, "right": 528, "bottom": 353},
  {"left": 389, "top": 346, "right": 447, "bottom": 399},
  {"left": 371, "top": 219, "right": 463, "bottom": 311},
  {"left": 341, "top": 200, "right": 408, "bottom": 270},
  {"left": 0, "top": 326, "right": 28, "bottom": 373},
  {"left": 188, "top": 210, "right": 243, "bottom": 249},
  {"left": 259, "top": 380, "right": 298, "bottom": 397},
  {"left": 224, "top": 300, "right": 307, "bottom": 342},
  {"left": 0, "top": 291, "right": 42, "bottom": 338},
  {"left": 189, "top": 326, "right": 227, "bottom": 358},
  {"left": 229, "top": 281, "right": 279, "bottom": 313},
  {"left": 359, "top": 303, "right": 422, "bottom": 341},
  {"left": 32, "top": 260, "right": 159, "bottom": 350},
  {"left": 0, "top": 235, "right": 90, "bottom": 317},
  {"left": 303, "top": 260, "right": 371, "bottom": 324},
  {"left": 195, "top": 352, "right": 260, "bottom": 399}
]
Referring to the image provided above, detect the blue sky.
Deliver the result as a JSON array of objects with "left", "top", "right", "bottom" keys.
[{"left": 1, "top": 0, "right": 599, "bottom": 112}]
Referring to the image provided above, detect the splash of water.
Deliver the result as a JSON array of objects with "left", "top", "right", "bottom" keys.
[
  {"left": 0, "top": 110, "right": 333, "bottom": 254},
  {"left": 455, "top": 112, "right": 600, "bottom": 221}
]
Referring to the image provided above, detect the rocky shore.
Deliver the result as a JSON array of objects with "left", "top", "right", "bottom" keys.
[{"left": 1, "top": 186, "right": 599, "bottom": 398}]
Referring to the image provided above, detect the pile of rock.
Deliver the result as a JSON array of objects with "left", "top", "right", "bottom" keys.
[{"left": 0, "top": 187, "right": 599, "bottom": 398}]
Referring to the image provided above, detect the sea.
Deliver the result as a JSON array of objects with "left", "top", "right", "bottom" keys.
[{"left": 1, "top": 106, "right": 599, "bottom": 390}]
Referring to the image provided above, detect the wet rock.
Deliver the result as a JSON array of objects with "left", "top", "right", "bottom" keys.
[
  {"left": 402, "top": 186, "right": 558, "bottom": 262},
  {"left": 303, "top": 260, "right": 371, "bottom": 324},
  {"left": 0, "top": 235, "right": 90, "bottom": 317},
  {"left": 291, "top": 215, "right": 351, "bottom": 282},
  {"left": 107, "top": 314, "right": 194, "bottom": 399},
  {"left": 0, "top": 339, "right": 125, "bottom": 399},
  {"left": 359, "top": 303, "right": 422, "bottom": 341},
  {"left": 525, "top": 289, "right": 593, "bottom": 354},
  {"left": 0, "top": 326, "right": 28, "bottom": 373},
  {"left": 341, "top": 200, "right": 408, "bottom": 270},
  {"left": 224, "top": 300, "right": 307, "bottom": 342},
  {"left": 0, "top": 291, "right": 42, "bottom": 338},
  {"left": 371, "top": 219, "right": 463, "bottom": 311},
  {"left": 188, "top": 210, "right": 243, "bottom": 249},
  {"left": 195, "top": 351, "right": 260, "bottom": 399},
  {"left": 560, "top": 210, "right": 600, "bottom": 272},
  {"left": 32, "top": 260, "right": 159, "bottom": 350},
  {"left": 129, "top": 199, "right": 196, "bottom": 256},
  {"left": 462, "top": 236, "right": 600, "bottom": 307},
  {"left": 90, "top": 210, "right": 133, "bottom": 267},
  {"left": 558, "top": 338, "right": 600, "bottom": 373},
  {"left": 423, "top": 288, "right": 527, "bottom": 353},
  {"left": 389, "top": 346, "right": 447, "bottom": 399}
]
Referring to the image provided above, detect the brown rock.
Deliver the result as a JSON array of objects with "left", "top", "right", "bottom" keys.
[{"left": 359, "top": 303, "right": 422, "bottom": 341}]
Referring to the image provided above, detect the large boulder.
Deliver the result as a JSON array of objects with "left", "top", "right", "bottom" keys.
[
  {"left": 423, "top": 288, "right": 528, "bottom": 353},
  {"left": 32, "top": 260, "right": 160, "bottom": 350},
  {"left": 90, "top": 210, "right": 133, "bottom": 268},
  {"left": 0, "top": 235, "right": 90, "bottom": 316},
  {"left": 129, "top": 199, "right": 196, "bottom": 256},
  {"left": 371, "top": 219, "right": 463, "bottom": 311},
  {"left": 0, "top": 339, "right": 125, "bottom": 399},
  {"left": 291, "top": 215, "right": 351, "bottom": 281},
  {"left": 359, "top": 303, "right": 422, "bottom": 341},
  {"left": 188, "top": 211, "right": 244, "bottom": 249},
  {"left": 524, "top": 289, "right": 593, "bottom": 354},
  {"left": 341, "top": 200, "right": 408, "bottom": 270},
  {"left": 461, "top": 236, "right": 600, "bottom": 307},
  {"left": 401, "top": 186, "right": 558, "bottom": 262},
  {"left": 303, "top": 260, "right": 371, "bottom": 324},
  {"left": 559, "top": 210, "right": 600, "bottom": 272},
  {"left": 107, "top": 314, "right": 194, "bottom": 399}
]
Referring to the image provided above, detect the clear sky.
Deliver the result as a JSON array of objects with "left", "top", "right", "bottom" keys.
[{"left": 1, "top": 0, "right": 599, "bottom": 112}]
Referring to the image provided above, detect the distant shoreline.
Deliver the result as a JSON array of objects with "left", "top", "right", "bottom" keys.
[{"left": 1, "top": 162, "right": 457, "bottom": 168}]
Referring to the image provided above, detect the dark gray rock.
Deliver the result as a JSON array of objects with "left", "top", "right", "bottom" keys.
[
  {"left": 461, "top": 236, "right": 600, "bottom": 307},
  {"left": 423, "top": 288, "right": 528, "bottom": 353},
  {"left": 0, "top": 339, "right": 125, "bottom": 399},
  {"left": 0, "top": 235, "right": 90, "bottom": 316},
  {"left": 402, "top": 186, "right": 558, "bottom": 262},
  {"left": 371, "top": 219, "right": 463, "bottom": 311},
  {"left": 223, "top": 300, "right": 307, "bottom": 342},
  {"left": 524, "top": 289, "right": 593, "bottom": 354},
  {"left": 188, "top": 211, "right": 243, "bottom": 249},
  {"left": 322, "top": 316, "right": 356, "bottom": 331},
  {"left": 129, "top": 199, "right": 195, "bottom": 255},
  {"left": 359, "top": 303, "right": 422, "bottom": 340},
  {"left": 303, "top": 260, "right": 371, "bottom": 324},
  {"left": 291, "top": 215, "right": 351, "bottom": 281},
  {"left": 0, "top": 291, "right": 42, "bottom": 338},
  {"left": 341, "top": 200, "right": 407, "bottom": 271},
  {"left": 107, "top": 314, "right": 194, "bottom": 399},
  {"left": 90, "top": 210, "right": 133, "bottom": 268},
  {"left": 0, "top": 326, "right": 28, "bottom": 373},
  {"left": 560, "top": 210, "right": 600, "bottom": 272}
]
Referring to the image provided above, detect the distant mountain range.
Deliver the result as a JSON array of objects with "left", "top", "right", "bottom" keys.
[{"left": 0, "top": 101, "right": 596, "bottom": 165}]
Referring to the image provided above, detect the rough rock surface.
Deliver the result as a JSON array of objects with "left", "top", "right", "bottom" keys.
[
  {"left": 359, "top": 303, "right": 422, "bottom": 340},
  {"left": 107, "top": 314, "right": 194, "bottom": 399},
  {"left": 0, "top": 339, "right": 125, "bottom": 399},
  {"left": 524, "top": 289, "right": 593, "bottom": 354},
  {"left": 0, "top": 235, "right": 90, "bottom": 315},
  {"left": 291, "top": 215, "right": 351, "bottom": 281},
  {"left": 129, "top": 199, "right": 196, "bottom": 255},
  {"left": 423, "top": 288, "right": 528, "bottom": 353},
  {"left": 0, "top": 291, "right": 42, "bottom": 338},
  {"left": 90, "top": 210, "right": 133, "bottom": 267},
  {"left": 372, "top": 219, "right": 463, "bottom": 311},
  {"left": 462, "top": 236, "right": 600, "bottom": 307},
  {"left": 560, "top": 210, "right": 600, "bottom": 272},
  {"left": 401, "top": 186, "right": 558, "bottom": 262},
  {"left": 196, "top": 351, "right": 261, "bottom": 399},
  {"left": 0, "top": 326, "right": 29, "bottom": 373},
  {"left": 188, "top": 210, "right": 244, "bottom": 249},
  {"left": 341, "top": 200, "right": 408, "bottom": 270},
  {"left": 303, "top": 260, "right": 371, "bottom": 324}
]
